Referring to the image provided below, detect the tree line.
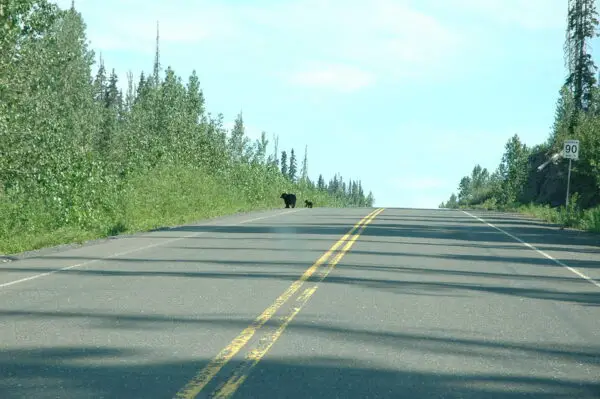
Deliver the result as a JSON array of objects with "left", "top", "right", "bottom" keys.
[
  {"left": 0, "top": 1, "right": 375, "bottom": 253},
  {"left": 440, "top": 0, "right": 600, "bottom": 233}
]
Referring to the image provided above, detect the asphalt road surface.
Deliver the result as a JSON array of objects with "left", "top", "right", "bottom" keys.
[{"left": 1, "top": 207, "right": 599, "bottom": 399}]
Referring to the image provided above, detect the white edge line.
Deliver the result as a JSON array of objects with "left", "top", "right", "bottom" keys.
[
  {"left": 461, "top": 210, "right": 600, "bottom": 289},
  {"left": 0, "top": 209, "right": 303, "bottom": 289}
]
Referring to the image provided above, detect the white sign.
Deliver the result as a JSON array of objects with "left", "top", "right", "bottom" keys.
[{"left": 564, "top": 139, "right": 580, "bottom": 160}]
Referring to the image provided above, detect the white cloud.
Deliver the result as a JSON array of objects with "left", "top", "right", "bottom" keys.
[
  {"left": 55, "top": 0, "right": 238, "bottom": 54},
  {"left": 89, "top": 19, "right": 217, "bottom": 54},
  {"left": 287, "top": 63, "right": 375, "bottom": 92},
  {"left": 441, "top": 0, "right": 566, "bottom": 30},
  {"left": 249, "top": 0, "right": 464, "bottom": 83},
  {"left": 60, "top": 0, "right": 465, "bottom": 87}
]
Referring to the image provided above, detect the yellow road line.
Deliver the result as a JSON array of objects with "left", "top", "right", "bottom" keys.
[
  {"left": 210, "top": 207, "right": 385, "bottom": 398},
  {"left": 173, "top": 208, "right": 383, "bottom": 399}
]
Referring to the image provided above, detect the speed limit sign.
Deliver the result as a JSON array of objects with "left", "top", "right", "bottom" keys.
[{"left": 564, "top": 140, "right": 580, "bottom": 160}]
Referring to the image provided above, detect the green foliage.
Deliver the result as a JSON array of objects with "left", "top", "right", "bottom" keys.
[
  {"left": 439, "top": 193, "right": 458, "bottom": 209},
  {"left": 0, "top": 3, "right": 376, "bottom": 254},
  {"left": 280, "top": 150, "right": 288, "bottom": 177},
  {"left": 441, "top": 1, "right": 600, "bottom": 234},
  {"left": 517, "top": 191, "right": 600, "bottom": 233},
  {"left": 288, "top": 148, "right": 297, "bottom": 182},
  {"left": 300, "top": 145, "right": 308, "bottom": 182},
  {"left": 498, "top": 134, "right": 531, "bottom": 205},
  {"left": 442, "top": 118, "right": 600, "bottom": 232},
  {"left": 564, "top": 0, "right": 599, "bottom": 113},
  {"left": 317, "top": 174, "right": 325, "bottom": 190}
]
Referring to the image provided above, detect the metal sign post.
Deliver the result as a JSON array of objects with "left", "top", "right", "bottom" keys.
[
  {"left": 563, "top": 139, "right": 579, "bottom": 208},
  {"left": 566, "top": 158, "right": 572, "bottom": 208}
]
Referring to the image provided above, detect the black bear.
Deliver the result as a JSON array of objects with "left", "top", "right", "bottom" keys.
[
  {"left": 305, "top": 200, "right": 313, "bottom": 208},
  {"left": 280, "top": 193, "right": 297, "bottom": 208}
]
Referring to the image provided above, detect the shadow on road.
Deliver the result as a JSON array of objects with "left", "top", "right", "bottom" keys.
[
  {"left": 3, "top": 209, "right": 599, "bottom": 307},
  {"left": 0, "top": 337, "right": 598, "bottom": 398},
  {"left": 2, "top": 311, "right": 600, "bottom": 363},
  {"left": 374, "top": 214, "right": 559, "bottom": 229},
  {"left": 21, "top": 251, "right": 598, "bottom": 268},
  {"left": 2, "top": 210, "right": 599, "bottom": 397},
  {"left": 160, "top": 215, "right": 600, "bottom": 251},
  {"left": 1, "top": 262, "right": 599, "bottom": 306},
  {"left": 108, "top": 209, "right": 599, "bottom": 258}
]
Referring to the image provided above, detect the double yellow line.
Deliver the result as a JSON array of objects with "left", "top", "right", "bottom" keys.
[{"left": 173, "top": 208, "right": 385, "bottom": 399}]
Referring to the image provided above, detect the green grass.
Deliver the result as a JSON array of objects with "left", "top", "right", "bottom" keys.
[
  {"left": 0, "top": 164, "right": 348, "bottom": 255},
  {"left": 453, "top": 198, "right": 600, "bottom": 234},
  {"left": 517, "top": 203, "right": 600, "bottom": 233}
]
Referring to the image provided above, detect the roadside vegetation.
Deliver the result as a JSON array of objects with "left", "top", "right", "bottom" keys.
[
  {"left": 0, "top": 2, "right": 375, "bottom": 254},
  {"left": 440, "top": 0, "right": 600, "bottom": 234}
]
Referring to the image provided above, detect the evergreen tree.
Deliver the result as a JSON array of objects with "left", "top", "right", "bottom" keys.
[
  {"left": 351, "top": 180, "right": 359, "bottom": 203},
  {"left": 153, "top": 21, "right": 161, "bottom": 86},
  {"left": 548, "top": 85, "right": 576, "bottom": 147},
  {"left": 564, "top": 0, "right": 599, "bottom": 114},
  {"left": 280, "top": 150, "right": 288, "bottom": 177},
  {"left": 125, "top": 70, "right": 135, "bottom": 112},
  {"left": 96, "top": 68, "right": 121, "bottom": 156},
  {"left": 0, "top": 1, "right": 379, "bottom": 254},
  {"left": 288, "top": 148, "right": 297, "bottom": 182},
  {"left": 329, "top": 175, "right": 340, "bottom": 195},
  {"left": 317, "top": 174, "right": 325, "bottom": 190},
  {"left": 271, "top": 133, "right": 279, "bottom": 167},
  {"left": 93, "top": 54, "right": 107, "bottom": 103},
  {"left": 300, "top": 145, "right": 308, "bottom": 182},
  {"left": 366, "top": 191, "right": 375, "bottom": 207}
]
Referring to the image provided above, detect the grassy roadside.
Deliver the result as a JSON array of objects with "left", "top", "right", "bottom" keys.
[
  {"left": 516, "top": 203, "right": 600, "bottom": 233},
  {"left": 453, "top": 198, "right": 600, "bottom": 234},
  {"left": 0, "top": 164, "right": 349, "bottom": 256}
]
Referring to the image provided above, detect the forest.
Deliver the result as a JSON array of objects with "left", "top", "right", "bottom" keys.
[
  {"left": 0, "top": 1, "right": 374, "bottom": 254},
  {"left": 440, "top": 0, "right": 600, "bottom": 234}
]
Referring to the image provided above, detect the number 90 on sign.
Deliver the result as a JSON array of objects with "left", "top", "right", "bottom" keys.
[{"left": 564, "top": 139, "right": 580, "bottom": 160}]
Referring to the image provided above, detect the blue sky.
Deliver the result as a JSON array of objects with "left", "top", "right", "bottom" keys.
[{"left": 54, "top": 0, "right": 591, "bottom": 208}]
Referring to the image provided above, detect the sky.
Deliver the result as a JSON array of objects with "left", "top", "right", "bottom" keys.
[{"left": 53, "top": 0, "right": 595, "bottom": 208}]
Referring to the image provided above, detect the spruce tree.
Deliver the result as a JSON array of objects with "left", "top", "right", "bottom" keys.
[
  {"left": 280, "top": 150, "right": 288, "bottom": 177},
  {"left": 564, "top": 0, "right": 599, "bottom": 115},
  {"left": 317, "top": 174, "right": 325, "bottom": 190},
  {"left": 300, "top": 145, "right": 308, "bottom": 182},
  {"left": 288, "top": 148, "right": 297, "bottom": 182}
]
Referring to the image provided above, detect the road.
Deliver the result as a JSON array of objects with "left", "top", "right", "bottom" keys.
[{"left": 1, "top": 207, "right": 599, "bottom": 398}]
